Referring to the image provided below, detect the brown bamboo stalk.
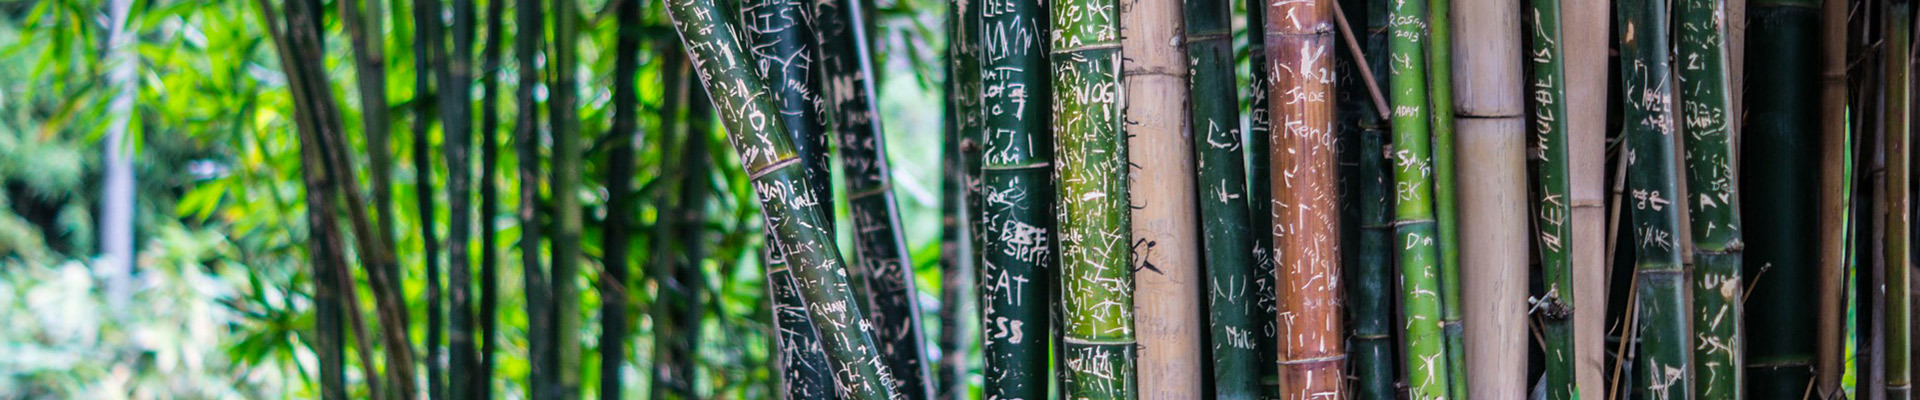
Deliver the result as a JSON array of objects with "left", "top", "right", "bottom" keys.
[
  {"left": 1450, "top": 0, "right": 1527, "bottom": 396},
  {"left": 1816, "top": 0, "right": 1850, "bottom": 394},
  {"left": 1565, "top": 1, "right": 1612, "bottom": 398},
  {"left": 1267, "top": 0, "right": 1346, "bottom": 397},
  {"left": 1121, "top": 0, "right": 1205, "bottom": 396}
]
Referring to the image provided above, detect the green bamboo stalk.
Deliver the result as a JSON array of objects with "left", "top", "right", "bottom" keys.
[
  {"left": 1741, "top": 0, "right": 1822, "bottom": 397},
  {"left": 1052, "top": 0, "right": 1135, "bottom": 394},
  {"left": 547, "top": 0, "right": 583, "bottom": 394},
  {"left": 1184, "top": 0, "right": 1259, "bottom": 394},
  {"left": 410, "top": 0, "right": 449, "bottom": 395},
  {"left": 1386, "top": 0, "right": 1453, "bottom": 395},
  {"left": 1348, "top": 0, "right": 1396, "bottom": 397},
  {"left": 601, "top": 0, "right": 642, "bottom": 396},
  {"left": 1423, "top": 0, "right": 1467, "bottom": 394},
  {"left": 512, "top": 0, "right": 554, "bottom": 395},
  {"left": 1243, "top": 0, "right": 1281, "bottom": 395},
  {"left": 665, "top": 0, "right": 899, "bottom": 396},
  {"left": 938, "top": 0, "right": 982, "bottom": 395},
  {"left": 1883, "top": 3, "right": 1912, "bottom": 397},
  {"left": 1265, "top": 0, "right": 1347, "bottom": 398},
  {"left": 444, "top": 0, "right": 479, "bottom": 394},
  {"left": 978, "top": 0, "right": 1055, "bottom": 394},
  {"left": 732, "top": 0, "right": 843, "bottom": 396},
  {"left": 1674, "top": 0, "right": 1745, "bottom": 395},
  {"left": 1617, "top": 0, "right": 1692, "bottom": 398},
  {"left": 812, "top": 0, "right": 936, "bottom": 393},
  {"left": 476, "top": 0, "right": 504, "bottom": 393},
  {"left": 1526, "top": 0, "right": 1578, "bottom": 397}
]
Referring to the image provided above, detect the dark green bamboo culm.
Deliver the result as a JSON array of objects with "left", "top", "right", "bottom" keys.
[
  {"left": 1742, "top": 0, "right": 1822, "bottom": 396},
  {"left": 665, "top": 0, "right": 899, "bottom": 396},
  {"left": 1883, "top": 2, "right": 1913, "bottom": 397},
  {"left": 512, "top": 0, "right": 555, "bottom": 395},
  {"left": 1349, "top": 0, "right": 1396, "bottom": 396},
  {"left": 409, "top": 0, "right": 449, "bottom": 395},
  {"left": 547, "top": 0, "right": 584, "bottom": 394},
  {"left": 1525, "top": 0, "right": 1578, "bottom": 397},
  {"left": 1184, "top": 0, "right": 1259, "bottom": 394},
  {"left": 1243, "top": 0, "right": 1281, "bottom": 394},
  {"left": 1052, "top": 0, "right": 1135, "bottom": 394},
  {"left": 649, "top": 53, "right": 718, "bottom": 400},
  {"left": 1674, "top": 0, "right": 1745, "bottom": 395},
  {"left": 1423, "top": 0, "right": 1467, "bottom": 394},
  {"left": 600, "top": 0, "right": 643, "bottom": 396},
  {"left": 977, "top": 0, "right": 1055, "bottom": 394},
  {"left": 812, "top": 0, "right": 935, "bottom": 393},
  {"left": 733, "top": 0, "right": 840, "bottom": 395},
  {"left": 1387, "top": 0, "right": 1453, "bottom": 395},
  {"left": 1617, "top": 0, "right": 1692, "bottom": 397},
  {"left": 444, "top": 0, "right": 479, "bottom": 394},
  {"left": 937, "top": 0, "right": 983, "bottom": 395},
  {"left": 476, "top": 0, "right": 506, "bottom": 393}
]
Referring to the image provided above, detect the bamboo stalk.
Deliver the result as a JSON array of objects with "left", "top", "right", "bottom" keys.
[
  {"left": 475, "top": 0, "right": 505, "bottom": 393},
  {"left": 1424, "top": 0, "right": 1468, "bottom": 394},
  {"left": 409, "top": 0, "right": 449, "bottom": 395},
  {"left": 1528, "top": 0, "right": 1578, "bottom": 397},
  {"left": 1674, "top": 0, "right": 1746, "bottom": 395},
  {"left": 1617, "top": 0, "right": 1693, "bottom": 397},
  {"left": 1449, "top": 0, "right": 1528, "bottom": 397},
  {"left": 665, "top": 0, "right": 899, "bottom": 396},
  {"left": 1741, "top": 0, "right": 1823, "bottom": 396},
  {"left": 812, "top": 0, "right": 936, "bottom": 393},
  {"left": 1184, "top": 0, "right": 1261, "bottom": 394},
  {"left": 547, "top": 0, "right": 584, "bottom": 393},
  {"left": 444, "top": 0, "right": 479, "bottom": 394},
  {"left": 1265, "top": 0, "right": 1346, "bottom": 398},
  {"left": 1244, "top": 0, "right": 1282, "bottom": 394},
  {"left": 600, "top": 0, "right": 642, "bottom": 396},
  {"left": 1345, "top": 0, "right": 1396, "bottom": 396},
  {"left": 1385, "top": 0, "right": 1453, "bottom": 395},
  {"left": 1120, "top": 0, "right": 1204, "bottom": 396},
  {"left": 511, "top": 0, "right": 554, "bottom": 395},
  {"left": 1052, "top": 0, "right": 1137, "bottom": 394},
  {"left": 937, "top": 0, "right": 982, "bottom": 396},
  {"left": 978, "top": 0, "right": 1056, "bottom": 394},
  {"left": 1813, "top": 0, "right": 1851, "bottom": 394},
  {"left": 1565, "top": 1, "right": 1611, "bottom": 398},
  {"left": 1884, "top": 3, "right": 1913, "bottom": 397}
]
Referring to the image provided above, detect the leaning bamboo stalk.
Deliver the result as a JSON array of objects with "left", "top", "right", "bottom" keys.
[
  {"left": 1813, "top": 0, "right": 1849, "bottom": 394},
  {"left": 665, "top": 0, "right": 899, "bottom": 396},
  {"left": 1450, "top": 0, "right": 1527, "bottom": 397},
  {"left": 1527, "top": 0, "right": 1578, "bottom": 397},
  {"left": 1267, "top": 0, "right": 1346, "bottom": 398},
  {"left": 978, "top": 0, "right": 1056, "bottom": 394},
  {"left": 1741, "top": 0, "right": 1823, "bottom": 396},
  {"left": 1565, "top": 1, "right": 1610, "bottom": 398},
  {"left": 1385, "top": 0, "right": 1452, "bottom": 395},
  {"left": 811, "top": 0, "right": 936, "bottom": 393},
  {"left": 733, "top": 0, "right": 853, "bottom": 396},
  {"left": 1674, "top": 0, "right": 1746, "bottom": 395},
  {"left": 1183, "top": 0, "right": 1262, "bottom": 393},
  {"left": 1052, "top": 0, "right": 1137, "bottom": 393},
  {"left": 1617, "top": 0, "right": 1693, "bottom": 397},
  {"left": 1343, "top": 0, "right": 1397, "bottom": 397},
  {"left": 1244, "top": 0, "right": 1282, "bottom": 393},
  {"left": 1121, "top": 0, "right": 1204, "bottom": 396},
  {"left": 1423, "top": 0, "right": 1468, "bottom": 393},
  {"left": 1884, "top": 2, "right": 1913, "bottom": 397}
]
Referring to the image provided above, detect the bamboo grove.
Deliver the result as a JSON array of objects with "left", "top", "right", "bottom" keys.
[{"left": 209, "top": 0, "right": 1920, "bottom": 396}]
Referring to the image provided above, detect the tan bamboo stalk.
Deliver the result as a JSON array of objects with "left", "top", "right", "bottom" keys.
[
  {"left": 1816, "top": 0, "right": 1849, "bottom": 394},
  {"left": 1120, "top": 0, "right": 1205, "bottom": 396},
  {"left": 1450, "top": 0, "right": 1527, "bottom": 397},
  {"left": 1268, "top": 0, "right": 1346, "bottom": 398},
  {"left": 1566, "top": 2, "right": 1611, "bottom": 398}
]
